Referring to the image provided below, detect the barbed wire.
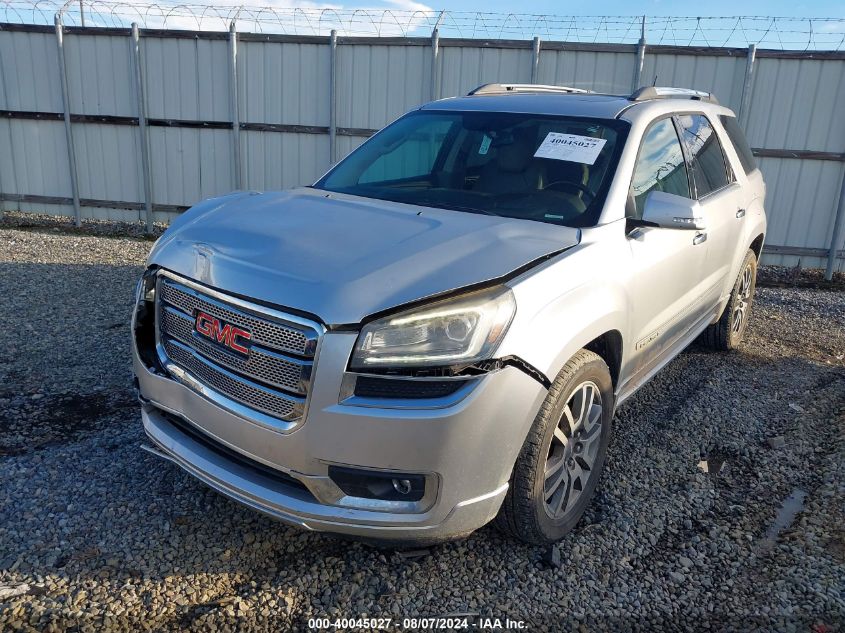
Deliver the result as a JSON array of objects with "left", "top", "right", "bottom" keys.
[{"left": 1, "top": 1, "right": 844, "bottom": 50}]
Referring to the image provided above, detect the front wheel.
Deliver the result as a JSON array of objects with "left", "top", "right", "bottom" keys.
[
  {"left": 495, "top": 350, "right": 613, "bottom": 545},
  {"left": 703, "top": 249, "right": 757, "bottom": 351}
]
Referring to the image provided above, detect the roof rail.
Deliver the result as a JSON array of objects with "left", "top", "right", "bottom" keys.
[
  {"left": 467, "top": 83, "right": 591, "bottom": 96},
  {"left": 629, "top": 86, "right": 719, "bottom": 104}
]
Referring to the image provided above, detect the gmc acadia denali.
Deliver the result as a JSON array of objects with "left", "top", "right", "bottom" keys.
[{"left": 132, "top": 84, "right": 766, "bottom": 545}]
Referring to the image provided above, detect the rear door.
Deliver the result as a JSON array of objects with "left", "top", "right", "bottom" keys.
[
  {"left": 676, "top": 113, "right": 746, "bottom": 312},
  {"left": 625, "top": 116, "right": 708, "bottom": 377}
]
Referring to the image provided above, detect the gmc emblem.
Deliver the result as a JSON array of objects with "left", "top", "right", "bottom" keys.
[{"left": 194, "top": 311, "right": 252, "bottom": 356}]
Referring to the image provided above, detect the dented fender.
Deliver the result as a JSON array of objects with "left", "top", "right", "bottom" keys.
[{"left": 496, "top": 226, "right": 632, "bottom": 391}]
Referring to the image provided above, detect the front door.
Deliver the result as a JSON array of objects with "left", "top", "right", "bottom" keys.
[
  {"left": 676, "top": 114, "right": 746, "bottom": 313},
  {"left": 625, "top": 117, "right": 709, "bottom": 379}
]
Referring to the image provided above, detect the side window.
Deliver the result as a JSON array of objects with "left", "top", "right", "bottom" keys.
[
  {"left": 629, "top": 118, "right": 691, "bottom": 219},
  {"left": 677, "top": 114, "right": 732, "bottom": 198},
  {"left": 359, "top": 118, "right": 453, "bottom": 184},
  {"left": 719, "top": 115, "right": 757, "bottom": 175}
]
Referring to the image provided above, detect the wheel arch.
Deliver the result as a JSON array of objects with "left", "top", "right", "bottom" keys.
[
  {"left": 512, "top": 309, "right": 629, "bottom": 392},
  {"left": 750, "top": 233, "right": 765, "bottom": 260},
  {"left": 500, "top": 279, "right": 629, "bottom": 391},
  {"left": 583, "top": 330, "right": 623, "bottom": 390}
]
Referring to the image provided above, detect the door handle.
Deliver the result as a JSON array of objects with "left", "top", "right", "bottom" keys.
[
  {"left": 693, "top": 232, "right": 708, "bottom": 245},
  {"left": 736, "top": 208, "right": 746, "bottom": 218}
]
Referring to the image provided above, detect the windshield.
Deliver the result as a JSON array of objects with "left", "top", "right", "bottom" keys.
[{"left": 315, "top": 110, "right": 628, "bottom": 227}]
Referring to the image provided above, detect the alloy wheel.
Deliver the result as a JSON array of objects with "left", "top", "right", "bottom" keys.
[
  {"left": 732, "top": 264, "right": 753, "bottom": 334},
  {"left": 542, "top": 381, "right": 603, "bottom": 519}
]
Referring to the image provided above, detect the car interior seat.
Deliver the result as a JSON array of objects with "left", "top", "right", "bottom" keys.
[{"left": 476, "top": 131, "right": 544, "bottom": 195}]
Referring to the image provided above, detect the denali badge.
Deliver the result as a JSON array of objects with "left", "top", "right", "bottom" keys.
[{"left": 194, "top": 311, "right": 252, "bottom": 355}]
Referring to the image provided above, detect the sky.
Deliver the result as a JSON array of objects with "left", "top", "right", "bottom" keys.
[
  {"left": 421, "top": 0, "right": 844, "bottom": 18},
  {"left": 6, "top": 0, "right": 843, "bottom": 47},
  {"left": 207, "top": 0, "right": 844, "bottom": 47}
]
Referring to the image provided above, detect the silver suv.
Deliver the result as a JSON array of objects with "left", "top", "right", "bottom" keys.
[{"left": 132, "top": 84, "right": 766, "bottom": 545}]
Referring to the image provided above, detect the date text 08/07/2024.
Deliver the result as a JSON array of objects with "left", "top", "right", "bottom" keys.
[{"left": 306, "top": 616, "right": 528, "bottom": 630}]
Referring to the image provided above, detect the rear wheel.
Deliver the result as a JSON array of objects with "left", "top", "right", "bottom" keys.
[
  {"left": 703, "top": 249, "right": 757, "bottom": 351},
  {"left": 496, "top": 350, "right": 613, "bottom": 545}
]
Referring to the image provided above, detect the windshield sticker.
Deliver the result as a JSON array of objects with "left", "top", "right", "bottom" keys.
[
  {"left": 534, "top": 133, "right": 607, "bottom": 165},
  {"left": 478, "top": 135, "right": 492, "bottom": 155}
]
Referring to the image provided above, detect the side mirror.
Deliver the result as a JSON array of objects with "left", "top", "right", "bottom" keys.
[{"left": 641, "top": 191, "right": 706, "bottom": 230}]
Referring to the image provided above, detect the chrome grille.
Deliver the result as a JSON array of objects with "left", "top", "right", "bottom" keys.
[
  {"left": 164, "top": 340, "right": 302, "bottom": 420},
  {"left": 155, "top": 273, "right": 322, "bottom": 426},
  {"left": 159, "top": 280, "right": 312, "bottom": 356},
  {"left": 160, "top": 307, "right": 308, "bottom": 394}
]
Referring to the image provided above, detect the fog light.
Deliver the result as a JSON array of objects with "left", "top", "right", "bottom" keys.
[
  {"left": 328, "top": 466, "right": 425, "bottom": 502},
  {"left": 392, "top": 478, "right": 412, "bottom": 495}
]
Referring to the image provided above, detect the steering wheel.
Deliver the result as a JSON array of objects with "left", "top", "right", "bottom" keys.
[{"left": 542, "top": 180, "right": 595, "bottom": 202}]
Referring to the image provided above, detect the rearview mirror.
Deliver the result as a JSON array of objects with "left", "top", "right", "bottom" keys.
[{"left": 641, "top": 191, "right": 706, "bottom": 230}]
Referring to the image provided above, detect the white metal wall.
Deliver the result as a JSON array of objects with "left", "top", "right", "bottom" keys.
[
  {"left": 745, "top": 56, "right": 845, "bottom": 270},
  {"left": 337, "top": 42, "right": 430, "bottom": 129},
  {"left": 0, "top": 25, "right": 843, "bottom": 272}
]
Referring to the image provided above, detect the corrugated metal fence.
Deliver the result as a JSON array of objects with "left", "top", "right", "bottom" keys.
[{"left": 1, "top": 22, "right": 844, "bottom": 273}]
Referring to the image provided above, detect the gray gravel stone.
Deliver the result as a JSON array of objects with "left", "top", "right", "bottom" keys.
[
  {"left": 1, "top": 219, "right": 843, "bottom": 632},
  {"left": 768, "top": 436, "right": 787, "bottom": 449}
]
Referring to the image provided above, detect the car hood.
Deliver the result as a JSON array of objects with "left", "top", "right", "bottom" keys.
[{"left": 149, "top": 188, "right": 580, "bottom": 324}]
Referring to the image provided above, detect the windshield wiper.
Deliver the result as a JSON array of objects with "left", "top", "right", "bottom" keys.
[{"left": 415, "top": 200, "right": 501, "bottom": 217}]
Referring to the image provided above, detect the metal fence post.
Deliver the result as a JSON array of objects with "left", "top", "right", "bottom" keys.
[
  {"left": 430, "top": 28, "right": 440, "bottom": 101},
  {"left": 531, "top": 37, "right": 541, "bottom": 83},
  {"left": 632, "top": 16, "right": 646, "bottom": 91},
  {"left": 329, "top": 30, "right": 338, "bottom": 165},
  {"left": 825, "top": 171, "right": 845, "bottom": 280},
  {"left": 54, "top": 13, "right": 81, "bottom": 226},
  {"left": 228, "top": 21, "right": 242, "bottom": 190},
  {"left": 739, "top": 44, "right": 756, "bottom": 129},
  {"left": 130, "top": 23, "right": 154, "bottom": 233}
]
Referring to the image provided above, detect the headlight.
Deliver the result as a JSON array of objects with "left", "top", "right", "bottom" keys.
[{"left": 350, "top": 287, "right": 516, "bottom": 369}]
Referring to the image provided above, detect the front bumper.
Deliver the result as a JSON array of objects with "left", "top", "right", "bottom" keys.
[{"left": 134, "top": 330, "right": 546, "bottom": 542}]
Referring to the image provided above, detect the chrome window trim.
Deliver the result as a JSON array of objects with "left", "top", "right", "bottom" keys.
[
  {"left": 626, "top": 114, "right": 692, "bottom": 219},
  {"left": 672, "top": 112, "right": 736, "bottom": 200},
  {"left": 696, "top": 179, "right": 742, "bottom": 203}
]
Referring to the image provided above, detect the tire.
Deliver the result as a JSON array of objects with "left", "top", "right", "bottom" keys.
[
  {"left": 703, "top": 249, "right": 757, "bottom": 351},
  {"left": 495, "top": 349, "right": 613, "bottom": 545}
]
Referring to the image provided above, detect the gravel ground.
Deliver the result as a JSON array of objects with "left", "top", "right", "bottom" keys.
[{"left": 0, "top": 221, "right": 843, "bottom": 632}]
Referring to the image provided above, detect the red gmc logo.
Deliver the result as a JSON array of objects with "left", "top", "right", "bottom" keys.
[{"left": 194, "top": 311, "right": 252, "bottom": 356}]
